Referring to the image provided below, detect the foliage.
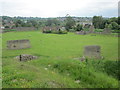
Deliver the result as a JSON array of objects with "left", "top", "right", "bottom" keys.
[
  {"left": 52, "top": 30, "right": 67, "bottom": 34},
  {"left": 15, "top": 19, "right": 23, "bottom": 27},
  {"left": 93, "top": 16, "right": 119, "bottom": 31},
  {"left": 75, "top": 24, "right": 83, "bottom": 31},
  {"left": 118, "top": 17, "right": 120, "bottom": 25},
  {"left": 92, "top": 16, "right": 104, "bottom": 29},
  {"left": 3, "top": 29, "right": 17, "bottom": 32},
  {"left": 107, "top": 24, "right": 113, "bottom": 29},
  {"left": 69, "top": 29, "right": 76, "bottom": 32},
  {"left": 94, "top": 29, "right": 103, "bottom": 32},
  {"left": 43, "top": 30, "right": 52, "bottom": 33},
  {"left": 4, "top": 26, "right": 10, "bottom": 28},
  {"left": 111, "top": 22, "right": 119, "bottom": 30},
  {"left": 43, "top": 30, "right": 67, "bottom": 34},
  {"left": 46, "top": 18, "right": 60, "bottom": 26},
  {"left": 112, "top": 30, "right": 120, "bottom": 33},
  {"left": 65, "top": 15, "right": 76, "bottom": 31}
]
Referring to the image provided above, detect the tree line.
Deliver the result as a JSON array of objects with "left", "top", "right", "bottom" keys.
[
  {"left": 93, "top": 16, "right": 119, "bottom": 30},
  {"left": 1, "top": 16, "right": 120, "bottom": 31}
]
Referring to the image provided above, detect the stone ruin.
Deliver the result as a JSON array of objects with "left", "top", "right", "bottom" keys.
[
  {"left": 13, "top": 27, "right": 36, "bottom": 31},
  {"left": 84, "top": 45, "right": 102, "bottom": 59},
  {"left": 76, "top": 30, "right": 87, "bottom": 35},
  {"left": 42, "top": 26, "right": 61, "bottom": 32},
  {"left": 76, "top": 25, "right": 95, "bottom": 35},
  {"left": 88, "top": 25, "right": 94, "bottom": 33},
  {"left": 15, "top": 54, "right": 37, "bottom": 61},
  {"left": 101, "top": 28, "right": 111, "bottom": 34},
  {"left": 60, "top": 27, "right": 66, "bottom": 31},
  {"left": 7, "top": 39, "right": 31, "bottom": 49}
]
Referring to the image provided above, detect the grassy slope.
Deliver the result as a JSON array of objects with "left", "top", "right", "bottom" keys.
[{"left": 2, "top": 31, "right": 119, "bottom": 88}]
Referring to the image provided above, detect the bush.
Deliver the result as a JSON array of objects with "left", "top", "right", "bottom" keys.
[
  {"left": 43, "top": 30, "right": 52, "bottom": 33},
  {"left": 69, "top": 29, "right": 76, "bottom": 32},
  {"left": 76, "top": 24, "right": 83, "bottom": 31},
  {"left": 52, "top": 30, "right": 67, "bottom": 34},
  {"left": 111, "top": 22, "right": 119, "bottom": 30},
  {"left": 104, "top": 61, "right": 120, "bottom": 80},
  {"left": 94, "top": 29, "right": 103, "bottom": 32},
  {"left": 5, "top": 26, "right": 10, "bottom": 28},
  {"left": 4, "top": 29, "right": 17, "bottom": 32},
  {"left": 112, "top": 30, "right": 120, "bottom": 33},
  {"left": 43, "top": 30, "right": 67, "bottom": 34},
  {"left": 86, "top": 60, "right": 120, "bottom": 80},
  {"left": 50, "top": 60, "right": 118, "bottom": 88}
]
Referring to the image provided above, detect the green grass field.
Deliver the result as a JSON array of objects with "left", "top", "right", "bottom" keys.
[{"left": 2, "top": 31, "right": 119, "bottom": 88}]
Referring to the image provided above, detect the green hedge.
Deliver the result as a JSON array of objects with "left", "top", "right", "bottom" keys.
[
  {"left": 43, "top": 30, "right": 67, "bottom": 34},
  {"left": 112, "top": 30, "right": 120, "bottom": 33},
  {"left": 4, "top": 29, "right": 17, "bottom": 32},
  {"left": 43, "top": 30, "right": 52, "bottom": 33}
]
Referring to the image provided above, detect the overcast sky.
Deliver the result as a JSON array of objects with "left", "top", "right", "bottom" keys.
[{"left": 0, "top": 0, "right": 119, "bottom": 17}]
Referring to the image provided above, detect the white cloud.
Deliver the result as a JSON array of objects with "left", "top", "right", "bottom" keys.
[{"left": 1, "top": 0, "right": 119, "bottom": 17}]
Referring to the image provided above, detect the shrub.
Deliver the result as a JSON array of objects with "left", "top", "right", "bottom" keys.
[
  {"left": 52, "top": 30, "right": 67, "bottom": 34},
  {"left": 43, "top": 30, "right": 52, "bottom": 33},
  {"left": 104, "top": 61, "right": 120, "bottom": 80},
  {"left": 4, "top": 29, "right": 17, "bottom": 32},
  {"left": 94, "top": 29, "right": 103, "bottom": 32},
  {"left": 50, "top": 60, "right": 118, "bottom": 88},
  {"left": 112, "top": 30, "right": 120, "bottom": 33},
  {"left": 69, "top": 29, "right": 76, "bottom": 32}
]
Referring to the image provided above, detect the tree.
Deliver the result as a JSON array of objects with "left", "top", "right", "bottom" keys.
[
  {"left": 110, "top": 17, "right": 118, "bottom": 23},
  {"left": 111, "top": 22, "right": 119, "bottom": 30},
  {"left": 105, "top": 23, "right": 109, "bottom": 28},
  {"left": 15, "top": 19, "right": 24, "bottom": 27},
  {"left": 118, "top": 17, "right": 120, "bottom": 25},
  {"left": 65, "top": 15, "right": 76, "bottom": 31},
  {"left": 92, "top": 16, "right": 104, "bottom": 29},
  {"left": 4, "top": 26, "right": 10, "bottom": 28},
  {"left": 76, "top": 24, "right": 83, "bottom": 31},
  {"left": 108, "top": 24, "right": 113, "bottom": 29},
  {"left": 46, "top": 18, "right": 60, "bottom": 26},
  {"left": 29, "top": 20, "right": 38, "bottom": 27}
]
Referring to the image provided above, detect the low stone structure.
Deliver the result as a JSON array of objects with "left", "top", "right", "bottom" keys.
[
  {"left": 3, "top": 27, "right": 37, "bottom": 33},
  {"left": 7, "top": 39, "right": 31, "bottom": 49},
  {"left": 84, "top": 45, "right": 101, "bottom": 59},
  {"left": 89, "top": 25, "right": 94, "bottom": 33},
  {"left": 76, "top": 31, "right": 87, "bottom": 35},
  {"left": 13, "top": 27, "right": 37, "bottom": 31},
  {"left": 15, "top": 54, "right": 37, "bottom": 61},
  {"left": 42, "top": 26, "right": 61, "bottom": 32},
  {"left": 60, "top": 27, "right": 66, "bottom": 30},
  {"left": 101, "top": 28, "right": 111, "bottom": 34}
]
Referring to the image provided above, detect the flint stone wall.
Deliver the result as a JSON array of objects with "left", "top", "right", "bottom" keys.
[
  {"left": 15, "top": 54, "right": 37, "bottom": 61},
  {"left": 101, "top": 28, "right": 111, "bottom": 34},
  {"left": 13, "top": 27, "right": 36, "bottom": 31},
  {"left": 76, "top": 31, "right": 87, "bottom": 35},
  {"left": 84, "top": 45, "right": 101, "bottom": 59},
  {"left": 7, "top": 39, "right": 31, "bottom": 49},
  {"left": 89, "top": 25, "right": 94, "bottom": 33},
  {"left": 42, "top": 26, "right": 61, "bottom": 31}
]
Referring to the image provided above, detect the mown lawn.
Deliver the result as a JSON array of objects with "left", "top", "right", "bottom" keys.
[{"left": 2, "top": 31, "right": 119, "bottom": 88}]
